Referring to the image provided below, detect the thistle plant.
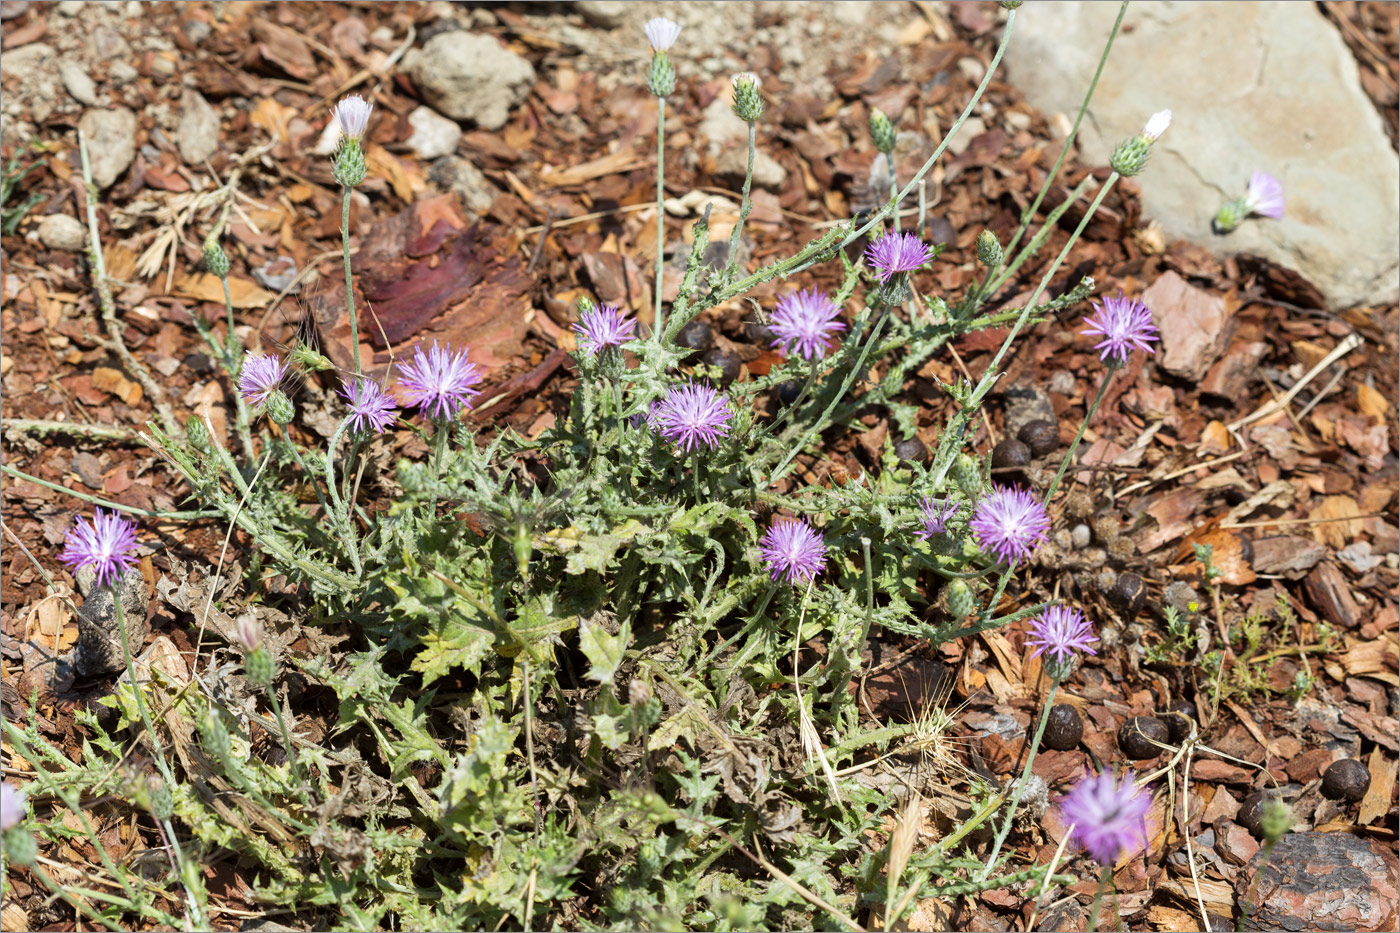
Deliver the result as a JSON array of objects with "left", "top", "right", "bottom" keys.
[{"left": 1214, "top": 169, "right": 1285, "bottom": 233}]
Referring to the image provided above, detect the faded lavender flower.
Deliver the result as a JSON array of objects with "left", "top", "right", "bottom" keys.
[
  {"left": 758, "top": 518, "right": 827, "bottom": 585},
  {"left": 1245, "top": 170, "right": 1285, "bottom": 219},
  {"left": 643, "top": 16, "right": 682, "bottom": 52},
  {"left": 397, "top": 341, "right": 483, "bottom": 421},
  {"left": 340, "top": 378, "right": 399, "bottom": 434},
  {"left": 59, "top": 509, "right": 139, "bottom": 589},
  {"left": 0, "top": 783, "right": 24, "bottom": 831},
  {"left": 864, "top": 231, "right": 932, "bottom": 282},
  {"left": 650, "top": 383, "right": 732, "bottom": 452},
  {"left": 573, "top": 303, "right": 638, "bottom": 356},
  {"left": 1025, "top": 605, "right": 1099, "bottom": 668},
  {"left": 1079, "top": 292, "right": 1158, "bottom": 366},
  {"left": 235, "top": 613, "right": 262, "bottom": 652},
  {"left": 1141, "top": 109, "right": 1172, "bottom": 142},
  {"left": 1060, "top": 770, "right": 1152, "bottom": 865},
  {"left": 332, "top": 94, "right": 373, "bottom": 141},
  {"left": 769, "top": 287, "right": 846, "bottom": 360},
  {"left": 915, "top": 497, "right": 959, "bottom": 541},
  {"left": 969, "top": 485, "right": 1050, "bottom": 565},
  {"left": 238, "top": 352, "right": 287, "bottom": 409}
]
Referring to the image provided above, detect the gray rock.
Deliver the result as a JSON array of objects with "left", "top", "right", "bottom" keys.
[
  {"left": 1004, "top": 1, "right": 1399, "bottom": 309},
  {"left": 427, "top": 155, "right": 499, "bottom": 217},
  {"left": 37, "top": 214, "right": 87, "bottom": 252},
  {"left": 715, "top": 145, "right": 786, "bottom": 192},
  {"left": 405, "top": 105, "right": 461, "bottom": 160},
  {"left": 177, "top": 89, "right": 220, "bottom": 165},
  {"left": 575, "top": 0, "right": 627, "bottom": 28},
  {"left": 402, "top": 32, "right": 534, "bottom": 131},
  {"left": 77, "top": 106, "right": 137, "bottom": 189},
  {"left": 697, "top": 96, "right": 748, "bottom": 147},
  {"left": 108, "top": 60, "right": 138, "bottom": 85},
  {"left": 58, "top": 60, "right": 97, "bottom": 105}
]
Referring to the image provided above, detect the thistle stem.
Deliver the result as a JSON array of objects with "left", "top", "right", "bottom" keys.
[
  {"left": 654, "top": 97, "right": 667, "bottom": 339},
  {"left": 1043, "top": 368, "right": 1115, "bottom": 506},
  {"left": 264, "top": 681, "right": 301, "bottom": 781},
  {"left": 341, "top": 186, "right": 360, "bottom": 377},
  {"left": 1086, "top": 865, "right": 1116, "bottom": 932},
  {"left": 726, "top": 121, "right": 757, "bottom": 277},
  {"left": 978, "top": 678, "right": 1060, "bottom": 880},
  {"left": 886, "top": 151, "right": 899, "bottom": 232},
  {"left": 219, "top": 276, "right": 256, "bottom": 460},
  {"left": 428, "top": 419, "right": 449, "bottom": 518}
]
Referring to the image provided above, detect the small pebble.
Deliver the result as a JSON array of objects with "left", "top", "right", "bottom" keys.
[
  {"left": 1071, "top": 523, "right": 1091, "bottom": 550},
  {"left": 1321, "top": 759, "right": 1370, "bottom": 802},
  {"left": 1117, "top": 716, "right": 1169, "bottom": 760},
  {"left": 38, "top": 214, "right": 87, "bottom": 252},
  {"left": 676, "top": 321, "right": 714, "bottom": 353},
  {"left": 1161, "top": 699, "right": 1196, "bottom": 745},
  {"left": 1108, "top": 571, "right": 1146, "bottom": 617},
  {"left": 893, "top": 436, "right": 928, "bottom": 466},
  {"left": 700, "top": 347, "right": 742, "bottom": 387},
  {"left": 1017, "top": 419, "right": 1058, "bottom": 457},
  {"left": 1042, "top": 705, "right": 1083, "bottom": 751}
]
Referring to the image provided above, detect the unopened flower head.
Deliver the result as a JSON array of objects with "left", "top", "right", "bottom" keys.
[
  {"left": 759, "top": 518, "right": 828, "bottom": 585},
  {"left": 60, "top": 509, "right": 139, "bottom": 589},
  {"left": 238, "top": 352, "right": 287, "bottom": 409},
  {"left": 644, "top": 17, "right": 682, "bottom": 52},
  {"left": 1110, "top": 109, "right": 1169, "bottom": 176},
  {"left": 1025, "top": 605, "right": 1099, "bottom": 669},
  {"left": 650, "top": 382, "right": 733, "bottom": 453},
  {"left": 869, "top": 108, "right": 897, "bottom": 154},
  {"left": 970, "top": 485, "right": 1050, "bottom": 565},
  {"left": 1080, "top": 292, "right": 1158, "bottom": 366},
  {"left": 1141, "top": 109, "right": 1171, "bottom": 142},
  {"left": 732, "top": 72, "right": 764, "bottom": 123},
  {"left": 1, "top": 783, "right": 25, "bottom": 831},
  {"left": 397, "top": 341, "right": 483, "bottom": 421},
  {"left": 865, "top": 231, "right": 932, "bottom": 282},
  {"left": 915, "top": 497, "right": 959, "bottom": 541},
  {"left": 340, "top": 378, "right": 399, "bottom": 434},
  {"left": 573, "top": 303, "right": 638, "bottom": 356},
  {"left": 770, "top": 287, "right": 846, "bottom": 360},
  {"left": 1060, "top": 770, "right": 1152, "bottom": 865},
  {"left": 332, "top": 95, "right": 373, "bottom": 141},
  {"left": 235, "top": 613, "right": 262, "bottom": 653},
  {"left": 1244, "top": 170, "right": 1285, "bottom": 219}
]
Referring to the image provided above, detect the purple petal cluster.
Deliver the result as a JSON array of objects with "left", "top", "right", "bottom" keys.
[
  {"left": 397, "top": 341, "right": 483, "bottom": 421},
  {"left": 1245, "top": 170, "right": 1285, "bottom": 219},
  {"left": 1060, "top": 770, "right": 1152, "bottom": 865},
  {"left": 59, "top": 509, "right": 139, "bottom": 589},
  {"left": 573, "top": 304, "right": 638, "bottom": 356},
  {"left": 1, "top": 783, "right": 24, "bottom": 831},
  {"left": 644, "top": 16, "right": 682, "bottom": 52},
  {"left": 1025, "top": 605, "right": 1099, "bottom": 666},
  {"left": 915, "top": 497, "right": 959, "bottom": 541},
  {"left": 769, "top": 288, "right": 846, "bottom": 360},
  {"left": 332, "top": 95, "right": 373, "bottom": 140},
  {"left": 1079, "top": 293, "right": 1159, "bottom": 365},
  {"left": 864, "top": 231, "right": 933, "bottom": 283},
  {"left": 759, "top": 518, "right": 828, "bottom": 585},
  {"left": 969, "top": 485, "right": 1050, "bottom": 565},
  {"left": 238, "top": 353, "right": 287, "bottom": 408},
  {"left": 650, "top": 383, "right": 732, "bottom": 452},
  {"left": 340, "top": 378, "right": 399, "bottom": 434}
]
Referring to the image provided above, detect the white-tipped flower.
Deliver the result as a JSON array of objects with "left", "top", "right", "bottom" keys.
[
  {"left": 1142, "top": 109, "right": 1171, "bottom": 142},
  {"left": 644, "top": 17, "right": 682, "bottom": 53},
  {"left": 332, "top": 95, "right": 373, "bottom": 141},
  {"left": 731, "top": 72, "right": 764, "bottom": 123}
]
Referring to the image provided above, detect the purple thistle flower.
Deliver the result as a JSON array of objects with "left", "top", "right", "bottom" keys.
[
  {"left": 332, "top": 94, "right": 373, "bottom": 140},
  {"left": 1025, "top": 605, "right": 1099, "bottom": 666},
  {"left": 650, "top": 382, "right": 732, "bottom": 453},
  {"left": 1079, "top": 293, "right": 1159, "bottom": 365},
  {"left": 1060, "top": 770, "right": 1153, "bottom": 865},
  {"left": 1244, "top": 170, "right": 1285, "bottom": 219},
  {"left": 59, "top": 509, "right": 139, "bottom": 589},
  {"left": 969, "top": 485, "right": 1050, "bottom": 565},
  {"left": 864, "top": 231, "right": 933, "bottom": 283},
  {"left": 644, "top": 16, "right": 682, "bottom": 52},
  {"left": 397, "top": 341, "right": 483, "bottom": 421},
  {"left": 915, "top": 497, "right": 959, "bottom": 541},
  {"left": 759, "top": 518, "right": 828, "bottom": 585},
  {"left": 769, "top": 288, "right": 846, "bottom": 360},
  {"left": 573, "top": 304, "right": 638, "bottom": 356},
  {"left": 238, "top": 352, "right": 287, "bottom": 409},
  {"left": 340, "top": 378, "right": 399, "bottom": 434},
  {"left": 1, "top": 783, "right": 25, "bottom": 831}
]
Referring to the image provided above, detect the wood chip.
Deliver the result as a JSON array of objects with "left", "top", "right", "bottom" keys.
[{"left": 1357, "top": 746, "right": 1395, "bottom": 826}]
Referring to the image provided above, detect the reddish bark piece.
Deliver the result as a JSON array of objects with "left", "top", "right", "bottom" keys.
[
  {"left": 1237, "top": 832, "right": 1398, "bottom": 933},
  {"left": 1216, "top": 821, "right": 1261, "bottom": 867},
  {"left": 250, "top": 19, "right": 317, "bottom": 81},
  {"left": 1191, "top": 759, "right": 1255, "bottom": 784},
  {"left": 1143, "top": 270, "right": 1234, "bottom": 381},
  {"left": 1180, "top": 527, "right": 1257, "bottom": 585},
  {"left": 580, "top": 251, "right": 651, "bottom": 323},
  {"left": 1251, "top": 535, "right": 1327, "bottom": 579},
  {"left": 1304, "top": 562, "right": 1361, "bottom": 630},
  {"left": 1131, "top": 487, "right": 1207, "bottom": 555},
  {"left": 1285, "top": 747, "right": 1338, "bottom": 783},
  {"left": 1201, "top": 340, "right": 1267, "bottom": 400}
]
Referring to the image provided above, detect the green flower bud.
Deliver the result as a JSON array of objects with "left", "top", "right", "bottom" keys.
[
  {"left": 576, "top": 294, "right": 597, "bottom": 316},
  {"left": 289, "top": 340, "right": 334, "bottom": 372},
  {"left": 3, "top": 829, "right": 37, "bottom": 867},
  {"left": 149, "top": 780, "right": 174, "bottom": 821},
  {"left": 186, "top": 415, "right": 210, "bottom": 453},
  {"left": 512, "top": 522, "right": 532, "bottom": 580},
  {"left": 334, "top": 139, "right": 367, "bottom": 188},
  {"left": 976, "top": 229, "right": 1003, "bottom": 268},
  {"left": 202, "top": 710, "right": 231, "bottom": 761},
  {"left": 1043, "top": 652, "right": 1080, "bottom": 684},
  {"left": 945, "top": 579, "right": 977, "bottom": 619},
  {"left": 1109, "top": 135, "right": 1151, "bottom": 177},
  {"left": 1213, "top": 197, "right": 1248, "bottom": 235},
  {"left": 1260, "top": 799, "right": 1291, "bottom": 844},
  {"left": 266, "top": 390, "right": 295, "bottom": 426},
  {"left": 647, "top": 52, "right": 676, "bottom": 98},
  {"left": 202, "top": 237, "right": 230, "bottom": 278},
  {"left": 953, "top": 453, "right": 983, "bottom": 501},
  {"left": 245, "top": 646, "right": 276, "bottom": 688},
  {"left": 869, "top": 108, "right": 897, "bottom": 155},
  {"left": 999, "top": 0, "right": 1023, "bottom": 8},
  {"left": 731, "top": 73, "right": 763, "bottom": 123},
  {"left": 876, "top": 272, "right": 913, "bottom": 307}
]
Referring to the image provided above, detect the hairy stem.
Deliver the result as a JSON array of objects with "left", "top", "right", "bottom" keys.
[
  {"left": 726, "top": 121, "right": 757, "bottom": 277},
  {"left": 341, "top": 186, "right": 361, "bottom": 376},
  {"left": 978, "top": 678, "right": 1060, "bottom": 880},
  {"left": 654, "top": 97, "right": 667, "bottom": 339},
  {"left": 1043, "top": 367, "right": 1115, "bottom": 506}
]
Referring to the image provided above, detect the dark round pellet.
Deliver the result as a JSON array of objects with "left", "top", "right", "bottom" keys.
[
  {"left": 1321, "top": 758, "right": 1370, "bottom": 802},
  {"left": 1108, "top": 571, "right": 1146, "bottom": 617},
  {"left": 991, "top": 438, "right": 1032, "bottom": 469},
  {"left": 893, "top": 437, "right": 928, "bottom": 465},
  {"left": 775, "top": 380, "right": 803, "bottom": 405},
  {"left": 1017, "top": 419, "right": 1059, "bottom": 457},
  {"left": 1238, "top": 791, "right": 1272, "bottom": 838},
  {"left": 744, "top": 320, "right": 776, "bottom": 345},
  {"left": 1161, "top": 699, "right": 1197, "bottom": 745},
  {"left": 1042, "top": 704, "right": 1083, "bottom": 751},
  {"left": 701, "top": 348, "right": 742, "bottom": 387},
  {"left": 677, "top": 321, "right": 714, "bottom": 353},
  {"left": 1117, "top": 716, "right": 1169, "bottom": 760}
]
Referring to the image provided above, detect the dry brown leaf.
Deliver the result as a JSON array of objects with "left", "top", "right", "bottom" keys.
[
  {"left": 1357, "top": 746, "right": 1395, "bottom": 826},
  {"left": 250, "top": 97, "right": 297, "bottom": 142},
  {"left": 1308, "top": 494, "right": 1364, "bottom": 550},
  {"left": 1357, "top": 383, "right": 1388, "bottom": 422},
  {"left": 91, "top": 366, "right": 142, "bottom": 406},
  {"left": 539, "top": 149, "right": 645, "bottom": 188},
  {"left": 1199, "top": 418, "right": 1232, "bottom": 455},
  {"left": 366, "top": 143, "right": 425, "bottom": 204},
  {"left": 173, "top": 273, "right": 274, "bottom": 309}
]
